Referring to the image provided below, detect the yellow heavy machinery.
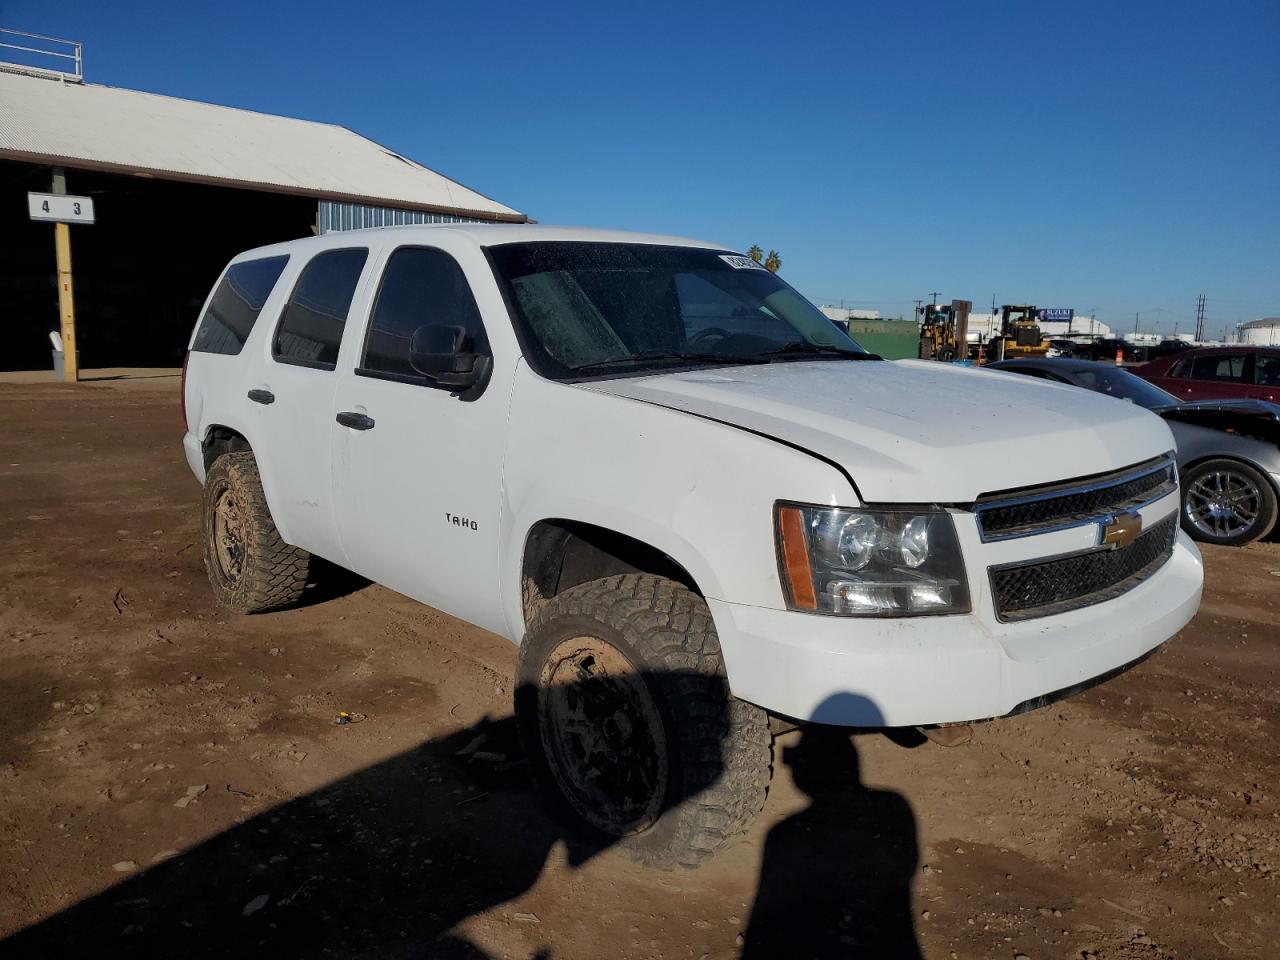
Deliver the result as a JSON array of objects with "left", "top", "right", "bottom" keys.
[
  {"left": 986, "top": 304, "right": 1050, "bottom": 361},
  {"left": 917, "top": 299, "right": 971, "bottom": 361}
]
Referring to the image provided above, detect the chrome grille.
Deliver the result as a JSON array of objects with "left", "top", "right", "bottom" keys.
[
  {"left": 990, "top": 514, "right": 1177, "bottom": 622},
  {"left": 975, "top": 455, "right": 1177, "bottom": 542}
]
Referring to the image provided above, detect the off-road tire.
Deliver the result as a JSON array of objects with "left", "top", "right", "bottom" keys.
[
  {"left": 1180, "top": 458, "right": 1279, "bottom": 547},
  {"left": 201, "top": 452, "right": 311, "bottom": 614},
  {"left": 515, "top": 573, "right": 772, "bottom": 869}
]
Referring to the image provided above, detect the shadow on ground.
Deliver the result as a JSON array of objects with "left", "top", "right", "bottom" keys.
[{"left": 3, "top": 683, "right": 921, "bottom": 959}]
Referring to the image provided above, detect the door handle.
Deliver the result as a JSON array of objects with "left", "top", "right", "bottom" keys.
[
  {"left": 247, "top": 389, "right": 275, "bottom": 405},
  {"left": 336, "top": 411, "right": 375, "bottom": 430}
]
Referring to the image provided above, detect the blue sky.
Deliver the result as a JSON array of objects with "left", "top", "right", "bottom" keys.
[{"left": 7, "top": 0, "right": 1278, "bottom": 334}]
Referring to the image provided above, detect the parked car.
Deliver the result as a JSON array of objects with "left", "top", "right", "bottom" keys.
[
  {"left": 1135, "top": 345, "right": 1280, "bottom": 403},
  {"left": 1149, "top": 338, "right": 1196, "bottom": 360},
  {"left": 182, "top": 225, "right": 1203, "bottom": 865},
  {"left": 989, "top": 357, "right": 1280, "bottom": 545},
  {"left": 1070, "top": 338, "right": 1150, "bottom": 363}
]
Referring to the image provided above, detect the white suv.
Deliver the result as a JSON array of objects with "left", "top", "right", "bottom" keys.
[{"left": 182, "top": 225, "right": 1203, "bottom": 865}]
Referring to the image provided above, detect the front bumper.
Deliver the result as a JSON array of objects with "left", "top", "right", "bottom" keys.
[{"left": 709, "top": 529, "right": 1203, "bottom": 727}]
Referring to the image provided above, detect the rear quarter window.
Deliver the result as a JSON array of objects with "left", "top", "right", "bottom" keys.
[
  {"left": 273, "top": 248, "right": 369, "bottom": 370},
  {"left": 190, "top": 256, "right": 289, "bottom": 356}
]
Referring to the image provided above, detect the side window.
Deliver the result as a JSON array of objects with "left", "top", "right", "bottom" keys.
[
  {"left": 190, "top": 256, "right": 289, "bottom": 355},
  {"left": 359, "top": 247, "right": 488, "bottom": 379},
  {"left": 1253, "top": 353, "right": 1280, "bottom": 386},
  {"left": 1189, "top": 353, "right": 1246, "bottom": 382},
  {"left": 273, "top": 248, "right": 369, "bottom": 369},
  {"left": 1169, "top": 357, "right": 1193, "bottom": 378}
]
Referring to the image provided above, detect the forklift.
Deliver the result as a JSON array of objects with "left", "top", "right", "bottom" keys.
[
  {"left": 987, "top": 304, "right": 1050, "bottom": 361},
  {"left": 917, "top": 299, "right": 971, "bottom": 362}
]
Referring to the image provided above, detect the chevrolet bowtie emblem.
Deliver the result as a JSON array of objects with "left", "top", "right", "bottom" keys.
[{"left": 1100, "top": 511, "right": 1143, "bottom": 549}]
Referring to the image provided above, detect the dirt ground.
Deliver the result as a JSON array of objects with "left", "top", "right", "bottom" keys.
[{"left": 1, "top": 379, "right": 1277, "bottom": 959}]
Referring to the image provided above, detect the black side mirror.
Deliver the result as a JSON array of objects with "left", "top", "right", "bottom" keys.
[{"left": 409, "top": 324, "right": 490, "bottom": 389}]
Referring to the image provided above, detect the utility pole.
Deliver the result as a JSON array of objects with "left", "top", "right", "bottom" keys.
[
  {"left": 51, "top": 168, "right": 78, "bottom": 382},
  {"left": 929, "top": 291, "right": 940, "bottom": 307},
  {"left": 1194, "top": 294, "right": 1206, "bottom": 342},
  {"left": 1134, "top": 312, "right": 1139, "bottom": 335}
]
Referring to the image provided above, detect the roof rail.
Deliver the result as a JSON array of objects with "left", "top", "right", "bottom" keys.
[{"left": 0, "top": 27, "right": 82, "bottom": 82}]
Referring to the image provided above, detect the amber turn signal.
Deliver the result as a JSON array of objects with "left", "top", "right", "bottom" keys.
[{"left": 776, "top": 505, "right": 817, "bottom": 609}]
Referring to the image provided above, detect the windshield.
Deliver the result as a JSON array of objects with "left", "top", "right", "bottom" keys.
[
  {"left": 1072, "top": 366, "right": 1179, "bottom": 409},
  {"left": 487, "top": 242, "right": 871, "bottom": 379}
]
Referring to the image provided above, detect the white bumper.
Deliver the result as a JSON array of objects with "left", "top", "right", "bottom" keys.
[
  {"left": 710, "top": 529, "right": 1203, "bottom": 727},
  {"left": 183, "top": 431, "right": 205, "bottom": 485}
]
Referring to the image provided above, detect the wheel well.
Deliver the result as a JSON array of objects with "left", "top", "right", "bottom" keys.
[
  {"left": 202, "top": 426, "right": 253, "bottom": 471},
  {"left": 521, "top": 520, "right": 700, "bottom": 626}
]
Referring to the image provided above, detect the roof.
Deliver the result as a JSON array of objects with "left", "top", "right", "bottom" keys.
[
  {"left": 1242, "top": 317, "right": 1280, "bottom": 329},
  {"left": 0, "top": 70, "right": 525, "bottom": 221},
  {"left": 228, "top": 224, "right": 733, "bottom": 263}
]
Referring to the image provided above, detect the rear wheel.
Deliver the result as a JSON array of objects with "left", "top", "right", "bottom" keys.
[
  {"left": 515, "top": 574, "right": 772, "bottom": 869},
  {"left": 1181, "top": 458, "right": 1278, "bottom": 546},
  {"left": 201, "top": 452, "right": 311, "bottom": 613}
]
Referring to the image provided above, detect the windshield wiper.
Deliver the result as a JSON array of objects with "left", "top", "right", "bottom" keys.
[
  {"left": 756, "top": 342, "right": 880, "bottom": 361},
  {"left": 568, "top": 351, "right": 769, "bottom": 374}
]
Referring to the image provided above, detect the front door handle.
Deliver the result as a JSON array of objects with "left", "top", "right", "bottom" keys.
[
  {"left": 247, "top": 389, "right": 275, "bottom": 405},
  {"left": 336, "top": 411, "right": 375, "bottom": 431}
]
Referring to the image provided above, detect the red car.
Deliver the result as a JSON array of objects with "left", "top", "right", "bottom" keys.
[{"left": 1135, "top": 346, "right": 1280, "bottom": 403}]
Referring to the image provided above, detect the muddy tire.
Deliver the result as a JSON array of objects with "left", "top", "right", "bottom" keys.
[
  {"left": 515, "top": 573, "right": 772, "bottom": 869},
  {"left": 1181, "top": 458, "right": 1279, "bottom": 546},
  {"left": 201, "top": 452, "right": 310, "bottom": 614}
]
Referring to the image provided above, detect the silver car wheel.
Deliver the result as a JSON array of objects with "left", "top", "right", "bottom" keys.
[{"left": 1184, "top": 468, "right": 1262, "bottom": 540}]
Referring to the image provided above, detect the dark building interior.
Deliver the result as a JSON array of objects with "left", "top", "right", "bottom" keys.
[{"left": 3, "top": 159, "right": 316, "bottom": 370}]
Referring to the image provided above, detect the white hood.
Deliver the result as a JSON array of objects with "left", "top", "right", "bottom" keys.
[{"left": 579, "top": 359, "right": 1174, "bottom": 503}]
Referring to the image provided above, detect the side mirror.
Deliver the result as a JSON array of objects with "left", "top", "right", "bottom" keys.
[{"left": 408, "top": 324, "right": 490, "bottom": 389}]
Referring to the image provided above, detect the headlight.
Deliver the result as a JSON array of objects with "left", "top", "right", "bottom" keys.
[{"left": 775, "top": 503, "right": 970, "bottom": 616}]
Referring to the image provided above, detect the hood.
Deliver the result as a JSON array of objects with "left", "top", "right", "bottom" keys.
[{"left": 578, "top": 359, "right": 1174, "bottom": 503}]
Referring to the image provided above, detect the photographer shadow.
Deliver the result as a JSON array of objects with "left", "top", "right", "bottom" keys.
[{"left": 743, "top": 694, "right": 923, "bottom": 959}]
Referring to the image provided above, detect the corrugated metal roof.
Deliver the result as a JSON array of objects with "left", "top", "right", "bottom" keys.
[{"left": 0, "top": 70, "right": 525, "bottom": 221}]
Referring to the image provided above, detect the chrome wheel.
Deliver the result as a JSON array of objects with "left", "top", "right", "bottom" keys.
[{"left": 1184, "top": 468, "right": 1262, "bottom": 541}]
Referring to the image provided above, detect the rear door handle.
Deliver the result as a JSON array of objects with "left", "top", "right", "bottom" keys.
[
  {"left": 247, "top": 389, "right": 275, "bottom": 405},
  {"left": 336, "top": 411, "right": 375, "bottom": 431}
]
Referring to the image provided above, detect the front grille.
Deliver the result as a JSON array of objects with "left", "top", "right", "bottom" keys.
[
  {"left": 990, "top": 514, "right": 1177, "bottom": 622},
  {"left": 976, "top": 455, "right": 1177, "bottom": 541}
]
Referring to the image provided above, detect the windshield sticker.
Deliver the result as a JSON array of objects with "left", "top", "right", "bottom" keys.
[{"left": 720, "top": 254, "right": 769, "bottom": 271}]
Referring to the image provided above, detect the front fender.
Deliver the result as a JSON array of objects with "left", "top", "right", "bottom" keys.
[{"left": 499, "top": 364, "right": 854, "bottom": 642}]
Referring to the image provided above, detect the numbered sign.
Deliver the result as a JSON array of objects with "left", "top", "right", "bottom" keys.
[{"left": 28, "top": 192, "right": 96, "bottom": 225}]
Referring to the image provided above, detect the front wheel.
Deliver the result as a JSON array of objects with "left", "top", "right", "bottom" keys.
[
  {"left": 515, "top": 574, "right": 772, "bottom": 869},
  {"left": 1181, "top": 458, "right": 1278, "bottom": 546}
]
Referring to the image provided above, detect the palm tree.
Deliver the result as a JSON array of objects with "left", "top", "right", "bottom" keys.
[
  {"left": 764, "top": 250, "right": 782, "bottom": 273},
  {"left": 746, "top": 244, "right": 764, "bottom": 263}
]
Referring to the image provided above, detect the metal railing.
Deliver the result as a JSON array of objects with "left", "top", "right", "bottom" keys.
[{"left": 0, "top": 27, "right": 82, "bottom": 82}]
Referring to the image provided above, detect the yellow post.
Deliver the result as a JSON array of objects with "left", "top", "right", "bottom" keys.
[
  {"left": 51, "top": 167, "right": 78, "bottom": 383},
  {"left": 54, "top": 222, "right": 78, "bottom": 382}
]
